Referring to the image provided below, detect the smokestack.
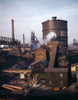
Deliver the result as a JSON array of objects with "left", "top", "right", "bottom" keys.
[
  {"left": 11, "top": 19, "right": 14, "bottom": 41},
  {"left": 23, "top": 34, "right": 25, "bottom": 44},
  {"left": 23, "top": 34, "right": 25, "bottom": 52}
]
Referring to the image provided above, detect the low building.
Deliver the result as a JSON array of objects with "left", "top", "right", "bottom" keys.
[{"left": 71, "top": 63, "right": 78, "bottom": 78}]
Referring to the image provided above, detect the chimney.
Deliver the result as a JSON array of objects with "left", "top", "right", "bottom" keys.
[
  {"left": 23, "top": 34, "right": 25, "bottom": 52},
  {"left": 11, "top": 19, "right": 14, "bottom": 41},
  {"left": 23, "top": 34, "right": 25, "bottom": 44}
]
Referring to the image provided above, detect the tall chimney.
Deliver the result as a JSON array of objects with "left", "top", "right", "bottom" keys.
[
  {"left": 23, "top": 34, "right": 25, "bottom": 45},
  {"left": 11, "top": 19, "right": 14, "bottom": 41},
  {"left": 23, "top": 34, "right": 25, "bottom": 52}
]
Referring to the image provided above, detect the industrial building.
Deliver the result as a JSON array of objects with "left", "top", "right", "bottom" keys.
[
  {"left": 43, "top": 17, "right": 68, "bottom": 88},
  {"left": 32, "top": 17, "right": 69, "bottom": 89},
  {"left": 32, "top": 41, "right": 68, "bottom": 88},
  {"left": 1, "top": 16, "right": 78, "bottom": 94},
  {"left": 31, "top": 32, "right": 39, "bottom": 50}
]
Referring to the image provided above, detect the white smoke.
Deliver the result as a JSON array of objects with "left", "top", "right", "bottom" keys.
[
  {"left": 45, "top": 32, "right": 57, "bottom": 42},
  {"left": 40, "top": 32, "right": 57, "bottom": 45}
]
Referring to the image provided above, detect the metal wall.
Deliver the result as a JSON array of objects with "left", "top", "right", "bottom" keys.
[
  {"left": 42, "top": 17, "right": 68, "bottom": 47},
  {"left": 45, "top": 72, "right": 68, "bottom": 88}
]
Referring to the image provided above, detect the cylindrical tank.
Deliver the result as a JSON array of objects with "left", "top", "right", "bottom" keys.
[{"left": 42, "top": 17, "right": 68, "bottom": 47}]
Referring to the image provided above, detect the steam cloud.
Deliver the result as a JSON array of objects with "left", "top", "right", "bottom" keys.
[{"left": 41, "top": 32, "right": 57, "bottom": 45}]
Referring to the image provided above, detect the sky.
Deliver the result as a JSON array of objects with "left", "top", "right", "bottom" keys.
[{"left": 0, "top": 0, "right": 78, "bottom": 44}]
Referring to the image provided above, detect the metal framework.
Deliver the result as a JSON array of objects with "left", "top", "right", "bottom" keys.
[
  {"left": 0, "top": 36, "right": 20, "bottom": 45},
  {"left": 31, "top": 32, "right": 39, "bottom": 44}
]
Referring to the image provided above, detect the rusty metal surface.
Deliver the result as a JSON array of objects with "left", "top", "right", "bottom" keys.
[
  {"left": 42, "top": 17, "right": 68, "bottom": 46},
  {"left": 48, "top": 41, "right": 59, "bottom": 68}
]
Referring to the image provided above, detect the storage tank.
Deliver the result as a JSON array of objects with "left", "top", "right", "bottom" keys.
[{"left": 42, "top": 17, "right": 68, "bottom": 47}]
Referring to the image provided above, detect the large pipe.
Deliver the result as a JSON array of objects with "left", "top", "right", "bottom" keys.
[{"left": 11, "top": 19, "right": 14, "bottom": 41}]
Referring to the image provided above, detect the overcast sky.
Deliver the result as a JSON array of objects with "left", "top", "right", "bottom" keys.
[{"left": 0, "top": 0, "right": 78, "bottom": 44}]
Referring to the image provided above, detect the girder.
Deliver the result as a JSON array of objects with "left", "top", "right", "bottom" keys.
[{"left": 0, "top": 36, "right": 20, "bottom": 45}]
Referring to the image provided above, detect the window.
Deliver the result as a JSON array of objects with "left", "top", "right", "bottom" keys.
[
  {"left": 60, "top": 31, "right": 66, "bottom": 37},
  {"left": 71, "top": 66, "right": 76, "bottom": 71},
  {"left": 49, "top": 80, "right": 52, "bottom": 85},
  {"left": 60, "top": 74, "right": 63, "bottom": 78},
  {"left": 39, "top": 74, "right": 45, "bottom": 79},
  {"left": 60, "top": 81, "right": 63, "bottom": 85}
]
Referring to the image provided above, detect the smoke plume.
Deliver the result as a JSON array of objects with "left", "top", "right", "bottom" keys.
[{"left": 41, "top": 32, "right": 57, "bottom": 45}]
